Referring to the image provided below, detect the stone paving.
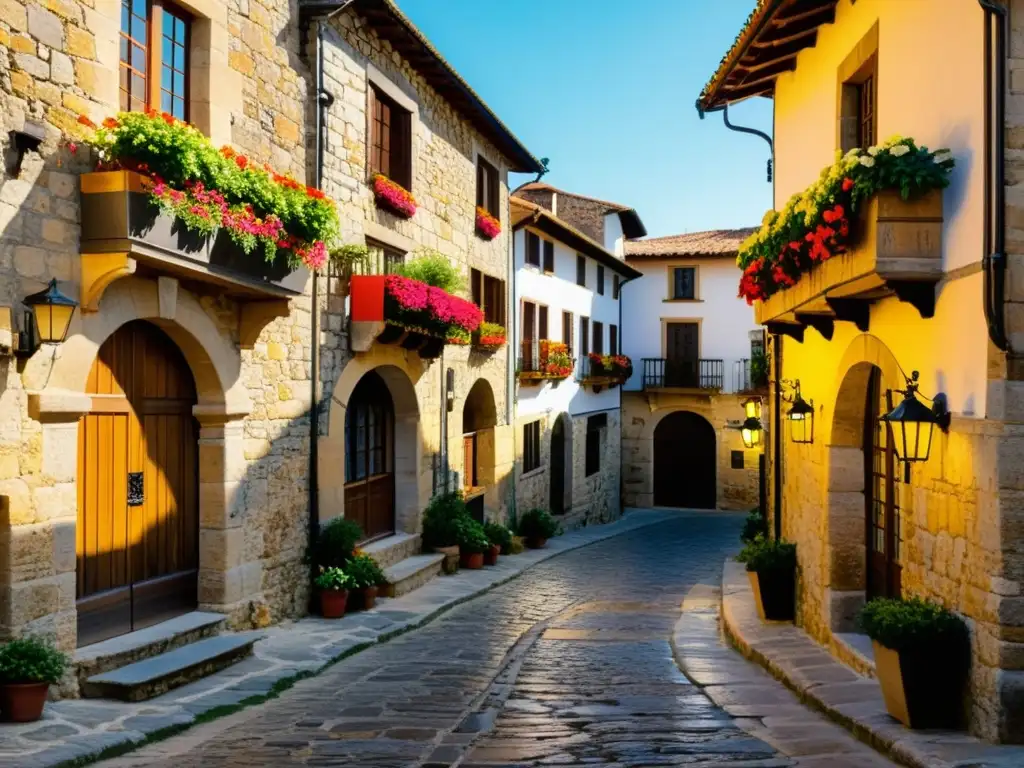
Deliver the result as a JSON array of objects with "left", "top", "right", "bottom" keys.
[
  {"left": 0, "top": 509, "right": 675, "bottom": 768},
  {"left": 721, "top": 559, "right": 1024, "bottom": 768}
]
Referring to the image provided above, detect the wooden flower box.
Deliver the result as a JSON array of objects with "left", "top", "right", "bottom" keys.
[
  {"left": 79, "top": 171, "right": 309, "bottom": 310},
  {"left": 755, "top": 189, "right": 943, "bottom": 334}
]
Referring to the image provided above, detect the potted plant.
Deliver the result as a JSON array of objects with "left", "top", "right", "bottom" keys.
[
  {"left": 0, "top": 637, "right": 68, "bottom": 722},
  {"left": 518, "top": 508, "right": 558, "bottom": 549},
  {"left": 315, "top": 567, "right": 353, "bottom": 619},
  {"left": 313, "top": 517, "right": 363, "bottom": 569},
  {"left": 484, "top": 521, "right": 512, "bottom": 565},
  {"left": 422, "top": 491, "right": 469, "bottom": 574},
  {"left": 456, "top": 517, "right": 490, "bottom": 570},
  {"left": 741, "top": 508, "right": 768, "bottom": 544},
  {"left": 738, "top": 536, "right": 797, "bottom": 621},
  {"left": 859, "top": 597, "right": 970, "bottom": 729},
  {"left": 346, "top": 553, "right": 387, "bottom": 611}
]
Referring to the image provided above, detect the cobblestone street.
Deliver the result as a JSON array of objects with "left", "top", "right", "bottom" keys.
[{"left": 100, "top": 513, "right": 889, "bottom": 767}]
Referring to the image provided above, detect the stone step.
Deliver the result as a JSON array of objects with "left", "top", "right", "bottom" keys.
[
  {"left": 74, "top": 611, "right": 227, "bottom": 692},
  {"left": 82, "top": 632, "right": 261, "bottom": 702},
  {"left": 383, "top": 553, "right": 445, "bottom": 598},
  {"left": 361, "top": 532, "right": 422, "bottom": 569}
]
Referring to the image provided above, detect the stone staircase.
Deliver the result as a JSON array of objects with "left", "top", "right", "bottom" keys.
[
  {"left": 73, "top": 612, "right": 260, "bottom": 702},
  {"left": 361, "top": 532, "right": 445, "bottom": 597}
]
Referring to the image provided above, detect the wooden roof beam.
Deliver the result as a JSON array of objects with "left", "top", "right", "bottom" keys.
[
  {"left": 736, "top": 35, "right": 817, "bottom": 69},
  {"left": 773, "top": 2, "right": 836, "bottom": 29},
  {"left": 750, "top": 25, "right": 818, "bottom": 49},
  {"left": 730, "top": 56, "right": 798, "bottom": 87}
]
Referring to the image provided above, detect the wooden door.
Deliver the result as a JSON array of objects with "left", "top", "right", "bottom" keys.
[
  {"left": 463, "top": 434, "right": 477, "bottom": 490},
  {"left": 653, "top": 411, "right": 716, "bottom": 509},
  {"left": 665, "top": 323, "right": 699, "bottom": 387},
  {"left": 344, "top": 371, "right": 395, "bottom": 543},
  {"left": 865, "top": 368, "right": 902, "bottom": 599},
  {"left": 550, "top": 416, "right": 565, "bottom": 515},
  {"left": 77, "top": 321, "right": 199, "bottom": 647}
]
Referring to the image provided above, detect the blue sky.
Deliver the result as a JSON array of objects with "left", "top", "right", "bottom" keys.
[{"left": 399, "top": 0, "right": 773, "bottom": 239}]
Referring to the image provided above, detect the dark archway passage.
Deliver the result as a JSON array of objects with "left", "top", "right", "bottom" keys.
[
  {"left": 653, "top": 411, "right": 716, "bottom": 509},
  {"left": 344, "top": 370, "right": 395, "bottom": 543},
  {"left": 549, "top": 413, "right": 571, "bottom": 515}
]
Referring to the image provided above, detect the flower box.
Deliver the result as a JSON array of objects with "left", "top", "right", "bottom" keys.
[
  {"left": 372, "top": 174, "right": 417, "bottom": 219},
  {"left": 517, "top": 340, "right": 573, "bottom": 385},
  {"left": 753, "top": 189, "right": 944, "bottom": 328},
  {"left": 79, "top": 171, "right": 310, "bottom": 303},
  {"left": 473, "top": 322, "right": 506, "bottom": 351},
  {"left": 475, "top": 207, "right": 501, "bottom": 240},
  {"left": 349, "top": 274, "right": 482, "bottom": 357}
]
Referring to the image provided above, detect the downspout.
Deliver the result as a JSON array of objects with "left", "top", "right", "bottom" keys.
[
  {"left": 772, "top": 331, "right": 782, "bottom": 540},
  {"left": 507, "top": 191, "right": 516, "bottom": 523},
  {"left": 616, "top": 272, "right": 639, "bottom": 511},
  {"left": 697, "top": 102, "right": 774, "bottom": 183},
  {"left": 980, "top": 0, "right": 1010, "bottom": 352}
]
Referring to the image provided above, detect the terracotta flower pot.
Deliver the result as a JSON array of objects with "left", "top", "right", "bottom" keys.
[
  {"left": 320, "top": 588, "right": 349, "bottom": 619},
  {"left": 434, "top": 545, "right": 460, "bottom": 575},
  {"left": 0, "top": 682, "right": 50, "bottom": 723},
  {"left": 483, "top": 544, "right": 500, "bottom": 566},
  {"left": 353, "top": 585, "right": 378, "bottom": 611},
  {"left": 873, "top": 640, "right": 967, "bottom": 729},
  {"left": 526, "top": 537, "right": 547, "bottom": 549},
  {"left": 747, "top": 568, "right": 795, "bottom": 622},
  {"left": 460, "top": 551, "right": 484, "bottom": 570}
]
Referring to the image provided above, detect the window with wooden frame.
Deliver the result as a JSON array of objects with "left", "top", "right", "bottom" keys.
[
  {"left": 543, "top": 240, "right": 554, "bottom": 273},
  {"left": 669, "top": 266, "right": 697, "bottom": 300},
  {"left": 525, "top": 231, "right": 541, "bottom": 267},
  {"left": 562, "top": 311, "right": 573, "bottom": 349},
  {"left": 592, "top": 320, "right": 604, "bottom": 355},
  {"left": 613, "top": 274, "right": 620, "bottom": 299},
  {"left": 369, "top": 84, "right": 412, "bottom": 189},
  {"left": 366, "top": 239, "right": 406, "bottom": 275},
  {"left": 471, "top": 269, "right": 506, "bottom": 326},
  {"left": 119, "top": 0, "right": 191, "bottom": 119},
  {"left": 538, "top": 305, "right": 549, "bottom": 340},
  {"left": 576, "top": 254, "right": 586, "bottom": 287},
  {"left": 838, "top": 26, "right": 878, "bottom": 152},
  {"left": 476, "top": 156, "right": 499, "bottom": 217},
  {"left": 609, "top": 324, "right": 618, "bottom": 355},
  {"left": 523, "top": 420, "right": 541, "bottom": 474},
  {"left": 597, "top": 265, "right": 605, "bottom": 295},
  {"left": 585, "top": 415, "right": 604, "bottom": 477}
]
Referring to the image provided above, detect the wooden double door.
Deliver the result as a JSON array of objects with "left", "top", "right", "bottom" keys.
[
  {"left": 653, "top": 411, "right": 716, "bottom": 509},
  {"left": 665, "top": 322, "right": 700, "bottom": 387},
  {"left": 344, "top": 371, "right": 396, "bottom": 543},
  {"left": 77, "top": 321, "right": 199, "bottom": 647}
]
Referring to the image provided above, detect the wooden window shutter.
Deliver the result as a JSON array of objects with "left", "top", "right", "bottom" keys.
[
  {"left": 539, "top": 305, "right": 549, "bottom": 340},
  {"left": 523, "top": 301, "right": 536, "bottom": 340},
  {"left": 488, "top": 166, "right": 499, "bottom": 215},
  {"left": 471, "top": 268, "right": 482, "bottom": 307},
  {"left": 543, "top": 240, "right": 554, "bottom": 272},
  {"left": 562, "top": 311, "right": 573, "bottom": 349},
  {"left": 609, "top": 324, "right": 618, "bottom": 355}
]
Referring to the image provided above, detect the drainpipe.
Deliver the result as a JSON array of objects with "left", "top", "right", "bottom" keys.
[
  {"left": 980, "top": 0, "right": 1011, "bottom": 352},
  {"left": 772, "top": 331, "right": 783, "bottom": 540},
  {"left": 507, "top": 190, "right": 516, "bottom": 524},
  {"left": 697, "top": 102, "right": 774, "bottom": 183}
]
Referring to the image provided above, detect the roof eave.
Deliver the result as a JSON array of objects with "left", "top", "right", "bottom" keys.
[{"left": 512, "top": 206, "right": 642, "bottom": 280}]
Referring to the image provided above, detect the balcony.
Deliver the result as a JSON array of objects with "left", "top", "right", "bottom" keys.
[
  {"left": 517, "top": 340, "right": 574, "bottom": 386},
  {"left": 578, "top": 354, "right": 632, "bottom": 392},
  {"left": 734, "top": 358, "right": 768, "bottom": 394},
  {"left": 642, "top": 358, "right": 724, "bottom": 391}
]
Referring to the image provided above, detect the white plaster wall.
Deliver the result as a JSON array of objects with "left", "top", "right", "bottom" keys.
[
  {"left": 620, "top": 255, "right": 760, "bottom": 393},
  {"left": 603, "top": 212, "right": 625, "bottom": 257},
  {"left": 513, "top": 227, "right": 623, "bottom": 418}
]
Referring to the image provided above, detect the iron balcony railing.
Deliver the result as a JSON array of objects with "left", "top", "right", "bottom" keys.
[
  {"left": 642, "top": 358, "right": 724, "bottom": 390},
  {"left": 734, "top": 357, "right": 769, "bottom": 393}
]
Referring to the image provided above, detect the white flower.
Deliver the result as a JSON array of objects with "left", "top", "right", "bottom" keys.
[
  {"left": 859, "top": 155, "right": 876, "bottom": 168},
  {"left": 890, "top": 144, "right": 910, "bottom": 157},
  {"left": 844, "top": 148, "right": 861, "bottom": 159},
  {"left": 867, "top": 146, "right": 880, "bottom": 156},
  {"left": 933, "top": 150, "right": 953, "bottom": 164}
]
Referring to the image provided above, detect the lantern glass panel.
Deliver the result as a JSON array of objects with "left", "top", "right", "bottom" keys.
[
  {"left": 744, "top": 399, "right": 760, "bottom": 420},
  {"left": 33, "top": 302, "right": 75, "bottom": 343},
  {"left": 741, "top": 426, "right": 759, "bottom": 448}
]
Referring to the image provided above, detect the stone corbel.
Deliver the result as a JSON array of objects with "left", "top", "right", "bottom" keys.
[
  {"left": 81, "top": 252, "right": 136, "bottom": 313},
  {"left": 239, "top": 300, "right": 291, "bottom": 350}
]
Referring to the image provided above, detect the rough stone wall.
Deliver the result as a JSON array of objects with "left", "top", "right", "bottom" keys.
[{"left": 621, "top": 392, "right": 761, "bottom": 511}]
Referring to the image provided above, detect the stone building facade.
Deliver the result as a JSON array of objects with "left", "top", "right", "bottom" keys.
[
  {"left": 0, "top": 0, "right": 541, "bottom": 672},
  {"left": 698, "top": 0, "right": 1024, "bottom": 742}
]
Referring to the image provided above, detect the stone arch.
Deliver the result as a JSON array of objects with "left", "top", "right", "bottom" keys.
[
  {"left": 652, "top": 410, "right": 717, "bottom": 509},
  {"left": 550, "top": 411, "right": 573, "bottom": 515},
  {"left": 824, "top": 333, "right": 902, "bottom": 631},
  {"left": 321, "top": 347, "right": 425, "bottom": 535},
  {"left": 461, "top": 378, "right": 497, "bottom": 519}
]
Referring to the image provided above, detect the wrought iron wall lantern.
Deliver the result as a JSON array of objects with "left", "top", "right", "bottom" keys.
[
  {"left": 880, "top": 370, "right": 951, "bottom": 481},
  {"left": 2, "top": 279, "right": 78, "bottom": 357},
  {"left": 729, "top": 397, "right": 763, "bottom": 449},
  {"left": 787, "top": 382, "right": 815, "bottom": 444}
]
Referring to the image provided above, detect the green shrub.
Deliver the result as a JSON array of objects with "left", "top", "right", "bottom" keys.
[
  {"left": 314, "top": 566, "right": 352, "bottom": 592},
  {"left": 859, "top": 597, "right": 969, "bottom": 652},
  {"left": 314, "top": 517, "right": 363, "bottom": 569},
  {"left": 517, "top": 508, "right": 559, "bottom": 540},
  {"left": 484, "top": 521, "right": 513, "bottom": 552},
  {"left": 345, "top": 553, "right": 387, "bottom": 589},
  {"left": 0, "top": 637, "right": 68, "bottom": 684},
  {"left": 456, "top": 517, "right": 491, "bottom": 554},
  {"left": 393, "top": 249, "right": 464, "bottom": 293},
  {"left": 421, "top": 491, "right": 470, "bottom": 549},
  {"left": 738, "top": 536, "right": 796, "bottom": 573},
  {"left": 741, "top": 509, "right": 768, "bottom": 544}
]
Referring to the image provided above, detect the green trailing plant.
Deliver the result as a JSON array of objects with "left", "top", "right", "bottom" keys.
[
  {"left": 517, "top": 508, "right": 559, "bottom": 541},
  {"left": 455, "top": 517, "right": 491, "bottom": 555},
  {"left": 0, "top": 637, "right": 68, "bottom": 684},
  {"left": 393, "top": 248, "right": 464, "bottom": 293},
  {"left": 345, "top": 553, "right": 387, "bottom": 589},
  {"left": 859, "top": 597, "right": 970, "bottom": 652},
  {"left": 484, "top": 521, "right": 513, "bottom": 552},
  {"left": 421, "top": 491, "right": 470, "bottom": 549},
  {"left": 738, "top": 535, "right": 796, "bottom": 573},
  {"left": 314, "top": 518, "right": 364, "bottom": 569},
  {"left": 741, "top": 509, "right": 768, "bottom": 544},
  {"left": 314, "top": 566, "right": 353, "bottom": 592},
  {"left": 750, "top": 352, "right": 769, "bottom": 388}
]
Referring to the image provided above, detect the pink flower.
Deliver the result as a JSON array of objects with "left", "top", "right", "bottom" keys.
[
  {"left": 372, "top": 174, "right": 417, "bottom": 218},
  {"left": 475, "top": 207, "right": 501, "bottom": 240}
]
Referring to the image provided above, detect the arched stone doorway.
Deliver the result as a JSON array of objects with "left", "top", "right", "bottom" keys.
[
  {"left": 550, "top": 412, "right": 572, "bottom": 515},
  {"left": 653, "top": 411, "right": 716, "bottom": 509},
  {"left": 462, "top": 379, "right": 496, "bottom": 522},
  {"left": 77, "top": 320, "right": 200, "bottom": 647},
  {"left": 344, "top": 371, "right": 396, "bottom": 543}
]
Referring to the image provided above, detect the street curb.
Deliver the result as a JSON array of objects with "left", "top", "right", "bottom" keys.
[{"left": 50, "top": 511, "right": 678, "bottom": 768}]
